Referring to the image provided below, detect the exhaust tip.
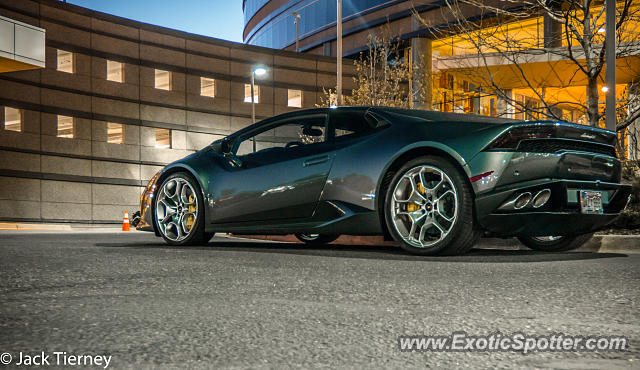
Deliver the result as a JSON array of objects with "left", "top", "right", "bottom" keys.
[
  {"left": 532, "top": 189, "right": 551, "bottom": 208},
  {"left": 513, "top": 192, "right": 532, "bottom": 209}
]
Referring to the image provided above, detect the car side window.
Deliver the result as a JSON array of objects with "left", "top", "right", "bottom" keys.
[
  {"left": 330, "top": 110, "right": 385, "bottom": 141},
  {"left": 233, "top": 114, "right": 327, "bottom": 167}
]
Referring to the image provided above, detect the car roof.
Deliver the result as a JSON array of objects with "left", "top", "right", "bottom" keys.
[{"left": 230, "top": 106, "right": 514, "bottom": 139}]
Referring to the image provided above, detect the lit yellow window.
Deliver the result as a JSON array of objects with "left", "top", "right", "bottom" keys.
[
  {"left": 57, "top": 49, "right": 74, "bottom": 73},
  {"left": 155, "top": 69, "right": 171, "bottom": 90},
  {"left": 107, "top": 60, "right": 124, "bottom": 82},
  {"left": 201, "top": 77, "right": 215, "bottom": 97},
  {"left": 155, "top": 128, "right": 171, "bottom": 149},
  {"left": 3, "top": 107, "right": 22, "bottom": 132},
  {"left": 244, "top": 84, "right": 259, "bottom": 103},
  {"left": 107, "top": 122, "right": 124, "bottom": 144},
  {"left": 288, "top": 89, "right": 302, "bottom": 107},
  {"left": 57, "top": 115, "right": 74, "bottom": 138}
]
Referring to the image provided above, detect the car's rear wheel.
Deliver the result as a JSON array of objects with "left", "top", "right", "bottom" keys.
[
  {"left": 517, "top": 233, "right": 593, "bottom": 252},
  {"left": 295, "top": 233, "right": 340, "bottom": 245},
  {"left": 384, "top": 156, "right": 480, "bottom": 256},
  {"left": 155, "top": 172, "right": 211, "bottom": 246}
]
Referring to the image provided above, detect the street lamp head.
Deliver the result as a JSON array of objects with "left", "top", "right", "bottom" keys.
[
  {"left": 253, "top": 67, "right": 267, "bottom": 76},
  {"left": 601, "top": 86, "right": 609, "bottom": 93}
]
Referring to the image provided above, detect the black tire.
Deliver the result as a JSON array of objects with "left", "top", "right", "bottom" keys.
[
  {"left": 154, "top": 172, "right": 210, "bottom": 246},
  {"left": 295, "top": 233, "right": 340, "bottom": 245},
  {"left": 517, "top": 233, "right": 593, "bottom": 252},
  {"left": 384, "top": 156, "right": 481, "bottom": 256}
]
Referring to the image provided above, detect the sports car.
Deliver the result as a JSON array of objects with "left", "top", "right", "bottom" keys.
[{"left": 136, "top": 106, "right": 631, "bottom": 255}]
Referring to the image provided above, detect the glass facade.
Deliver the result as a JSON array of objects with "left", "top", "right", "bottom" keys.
[{"left": 244, "top": 0, "right": 396, "bottom": 50}]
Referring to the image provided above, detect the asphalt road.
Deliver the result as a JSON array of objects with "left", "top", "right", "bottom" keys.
[{"left": 0, "top": 232, "right": 638, "bottom": 369}]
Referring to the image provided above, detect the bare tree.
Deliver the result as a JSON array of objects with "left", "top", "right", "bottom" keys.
[
  {"left": 412, "top": 0, "right": 640, "bottom": 133},
  {"left": 318, "top": 28, "right": 430, "bottom": 108}
]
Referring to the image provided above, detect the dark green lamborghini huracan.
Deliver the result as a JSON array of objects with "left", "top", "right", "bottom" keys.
[{"left": 136, "top": 107, "right": 631, "bottom": 255}]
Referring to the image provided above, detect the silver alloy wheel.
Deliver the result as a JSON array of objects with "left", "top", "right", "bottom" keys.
[
  {"left": 390, "top": 165, "right": 458, "bottom": 248},
  {"left": 531, "top": 236, "right": 563, "bottom": 242},
  {"left": 156, "top": 177, "right": 199, "bottom": 242}
]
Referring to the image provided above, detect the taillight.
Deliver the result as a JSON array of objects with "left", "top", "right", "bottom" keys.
[{"left": 487, "top": 125, "right": 555, "bottom": 150}]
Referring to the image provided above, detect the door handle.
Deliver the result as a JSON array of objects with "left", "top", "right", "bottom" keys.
[{"left": 303, "top": 155, "right": 330, "bottom": 167}]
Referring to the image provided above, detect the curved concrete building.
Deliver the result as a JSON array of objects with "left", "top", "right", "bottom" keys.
[{"left": 243, "top": 0, "right": 436, "bottom": 57}]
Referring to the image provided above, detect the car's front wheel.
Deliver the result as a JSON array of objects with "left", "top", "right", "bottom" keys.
[
  {"left": 295, "top": 233, "right": 340, "bottom": 245},
  {"left": 517, "top": 234, "right": 593, "bottom": 252},
  {"left": 154, "top": 172, "right": 212, "bottom": 246},
  {"left": 384, "top": 156, "right": 480, "bottom": 256}
]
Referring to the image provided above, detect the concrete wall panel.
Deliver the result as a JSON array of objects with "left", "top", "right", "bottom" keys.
[
  {"left": 42, "top": 180, "right": 91, "bottom": 203},
  {"left": 92, "top": 183, "right": 140, "bottom": 205},
  {"left": 140, "top": 105, "right": 186, "bottom": 126},
  {"left": 92, "top": 142, "right": 139, "bottom": 161},
  {"left": 0, "top": 150, "right": 40, "bottom": 172},
  {"left": 41, "top": 202, "right": 91, "bottom": 220},
  {"left": 0, "top": 200, "right": 40, "bottom": 219},
  {"left": 91, "top": 161, "right": 139, "bottom": 180},
  {"left": 41, "top": 155, "right": 91, "bottom": 176},
  {"left": 92, "top": 204, "right": 138, "bottom": 222},
  {"left": 0, "top": 177, "right": 40, "bottom": 201}
]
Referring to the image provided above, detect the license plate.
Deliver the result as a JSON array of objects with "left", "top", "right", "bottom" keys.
[{"left": 580, "top": 190, "right": 603, "bottom": 214}]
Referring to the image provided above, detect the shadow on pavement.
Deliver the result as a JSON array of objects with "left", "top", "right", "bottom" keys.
[{"left": 95, "top": 238, "right": 628, "bottom": 263}]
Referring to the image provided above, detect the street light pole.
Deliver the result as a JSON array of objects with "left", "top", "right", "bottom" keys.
[
  {"left": 336, "top": 0, "right": 342, "bottom": 106},
  {"left": 251, "top": 71, "right": 256, "bottom": 152},
  {"left": 250, "top": 67, "right": 267, "bottom": 152},
  {"left": 293, "top": 12, "right": 301, "bottom": 52},
  {"left": 605, "top": 0, "right": 616, "bottom": 132},
  {"left": 251, "top": 71, "right": 255, "bottom": 124}
]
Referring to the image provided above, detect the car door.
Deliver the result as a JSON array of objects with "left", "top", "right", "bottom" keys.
[
  {"left": 209, "top": 113, "right": 335, "bottom": 224},
  {"left": 319, "top": 108, "right": 392, "bottom": 209}
]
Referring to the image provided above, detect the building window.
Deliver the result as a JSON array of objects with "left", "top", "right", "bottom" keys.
[
  {"left": 57, "top": 49, "right": 74, "bottom": 73},
  {"left": 3, "top": 107, "right": 22, "bottom": 132},
  {"left": 287, "top": 89, "right": 302, "bottom": 107},
  {"left": 200, "top": 77, "right": 215, "bottom": 98},
  {"left": 155, "top": 69, "right": 171, "bottom": 90},
  {"left": 107, "top": 122, "right": 124, "bottom": 144},
  {"left": 244, "top": 84, "right": 259, "bottom": 103},
  {"left": 155, "top": 128, "right": 171, "bottom": 149},
  {"left": 107, "top": 60, "right": 124, "bottom": 82},
  {"left": 57, "top": 115, "right": 74, "bottom": 138}
]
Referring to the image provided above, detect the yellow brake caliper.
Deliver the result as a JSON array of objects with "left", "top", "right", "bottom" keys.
[
  {"left": 186, "top": 194, "right": 196, "bottom": 230},
  {"left": 407, "top": 181, "right": 426, "bottom": 212}
]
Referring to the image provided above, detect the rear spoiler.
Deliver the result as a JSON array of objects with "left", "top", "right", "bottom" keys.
[{"left": 502, "top": 121, "right": 618, "bottom": 147}]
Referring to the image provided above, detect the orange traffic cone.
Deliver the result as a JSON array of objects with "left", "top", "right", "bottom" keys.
[{"left": 122, "top": 211, "right": 130, "bottom": 231}]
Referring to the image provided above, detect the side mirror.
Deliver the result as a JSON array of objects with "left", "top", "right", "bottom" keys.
[
  {"left": 219, "top": 139, "right": 243, "bottom": 168},
  {"left": 220, "top": 139, "right": 232, "bottom": 154}
]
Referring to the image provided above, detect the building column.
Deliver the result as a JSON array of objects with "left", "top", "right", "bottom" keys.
[
  {"left": 628, "top": 82, "right": 640, "bottom": 160},
  {"left": 410, "top": 14, "right": 432, "bottom": 110},
  {"left": 411, "top": 37, "right": 432, "bottom": 110},
  {"left": 497, "top": 89, "right": 514, "bottom": 118}
]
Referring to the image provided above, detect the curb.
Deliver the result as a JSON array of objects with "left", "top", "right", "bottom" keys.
[
  {"left": 0, "top": 222, "right": 133, "bottom": 233},
  {"left": 0, "top": 222, "right": 73, "bottom": 231}
]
